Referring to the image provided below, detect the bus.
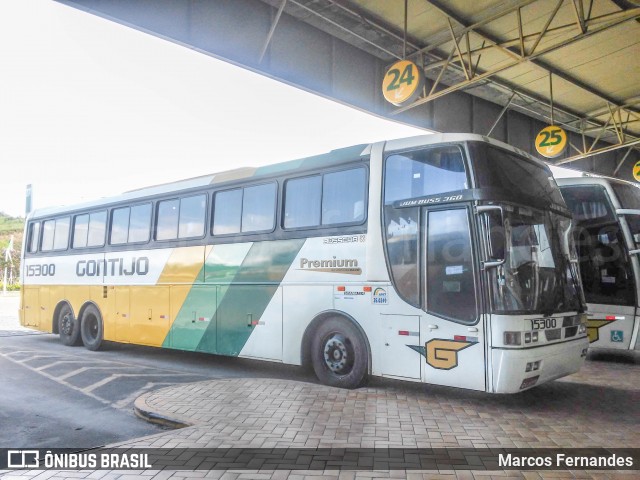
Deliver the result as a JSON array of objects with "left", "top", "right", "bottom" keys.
[
  {"left": 21, "top": 134, "right": 589, "bottom": 393},
  {"left": 557, "top": 176, "right": 640, "bottom": 352}
]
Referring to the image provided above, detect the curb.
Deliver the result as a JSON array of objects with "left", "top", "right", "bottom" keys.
[{"left": 133, "top": 391, "right": 194, "bottom": 429}]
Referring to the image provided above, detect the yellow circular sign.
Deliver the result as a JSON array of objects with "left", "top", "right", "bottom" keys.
[
  {"left": 382, "top": 60, "right": 424, "bottom": 106},
  {"left": 535, "top": 126, "right": 567, "bottom": 158},
  {"left": 633, "top": 160, "right": 640, "bottom": 182}
]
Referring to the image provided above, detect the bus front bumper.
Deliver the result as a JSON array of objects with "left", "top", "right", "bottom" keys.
[{"left": 491, "top": 337, "right": 589, "bottom": 393}]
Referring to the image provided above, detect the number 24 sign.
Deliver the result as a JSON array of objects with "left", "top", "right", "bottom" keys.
[
  {"left": 535, "top": 126, "right": 567, "bottom": 158},
  {"left": 382, "top": 60, "right": 424, "bottom": 107}
]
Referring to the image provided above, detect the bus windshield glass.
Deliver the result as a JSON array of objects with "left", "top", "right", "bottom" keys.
[
  {"left": 487, "top": 206, "right": 583, "bottom": 315},
  {"left": 470, "top": 142, "right": 566, "bottom": 208},
  {"left": 469, "top": 143, "right": 583, "bottom": 315},
  {"left": 612, "top": 182, "right": 640, "bottom": 248}
]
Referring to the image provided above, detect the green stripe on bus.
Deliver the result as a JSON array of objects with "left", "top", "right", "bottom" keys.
[
  {"left": 163, "top": 243, "right": 251, "bottom": 351},
  {"left": 164, "top": 239, "right": 304, "bottom": 355},
  {"left": 196, "top": 238, "right": 304, "bottom": 356}
]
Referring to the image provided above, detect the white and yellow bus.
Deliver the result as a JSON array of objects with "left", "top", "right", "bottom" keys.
[
  {"left": 558, "top": 176, "right": 640, "bottom": 352},
  {"left": 21, "top": 134, "right": 589, "bottom": 393}
]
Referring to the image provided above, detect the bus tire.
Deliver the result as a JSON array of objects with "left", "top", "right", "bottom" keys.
[
  {"left": 311, "top": 317, "right": 368, "bottom": 389},
  {"left": 80, "top": 304, "right": 104, "bottom": 351},
  {"left": 58, "top": 303, "right": 81, "bottom": 346}
]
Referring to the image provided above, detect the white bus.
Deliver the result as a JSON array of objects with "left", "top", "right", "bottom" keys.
[
  {"left": 21, "top": 134, "right": 589, "bottom": 393},
  {"left": 558, "top": 176, "right": 640, "bottom": 351}
]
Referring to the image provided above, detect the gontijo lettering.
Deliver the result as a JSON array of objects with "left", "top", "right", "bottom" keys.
[{"left": 76, "top": 257, "right": 149, "bottom": 277}]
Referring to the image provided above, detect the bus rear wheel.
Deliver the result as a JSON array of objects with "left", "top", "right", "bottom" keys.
[
  {"left": 80, "top": 304, "right": 104, "bottom": 351},
  {"left": 311, "top": 317, "right": 368, "bottom": 389},
  {"left": 58, "top": 303, "right": 81, "bottom": 346}
]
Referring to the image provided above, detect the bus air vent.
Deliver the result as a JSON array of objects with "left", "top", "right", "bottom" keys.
[{"left": 545, "top": 328, "right": 561, "bottom": 341}]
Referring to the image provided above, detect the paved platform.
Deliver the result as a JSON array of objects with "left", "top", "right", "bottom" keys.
[{"left": 4, "top": 352, "right": 639, "bottom": 479}]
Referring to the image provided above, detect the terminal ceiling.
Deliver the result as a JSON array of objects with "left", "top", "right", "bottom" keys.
[{"left": 57, "top": 0, "right": 640, "bottom": 180}]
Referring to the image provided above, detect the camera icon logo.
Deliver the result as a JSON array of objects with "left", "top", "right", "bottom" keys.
[{"left": 7, "top": 450, "right": 40, "bottom": 468}]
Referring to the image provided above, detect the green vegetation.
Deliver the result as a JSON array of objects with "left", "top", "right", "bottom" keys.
[
  {"left": 0, "top": 212, "right": 24, "bottom": 290},
  {"left": 0, "top": 212, "right": 24, "bottom": 233}
]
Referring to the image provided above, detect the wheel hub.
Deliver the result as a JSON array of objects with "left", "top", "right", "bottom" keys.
[
  {"left": 61, "top": 314, "right": 73, "bottom": 335},
  {"left": 323, "top": 335, "right": 350, "bottom": 374}
]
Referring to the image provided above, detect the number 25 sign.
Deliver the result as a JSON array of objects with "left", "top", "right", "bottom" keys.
[
  {"left": 535, "top": 126, "right": 567, "bottom": 158},
  {"left": 382, "top": 60, "right": 424, "bottom": 107}
]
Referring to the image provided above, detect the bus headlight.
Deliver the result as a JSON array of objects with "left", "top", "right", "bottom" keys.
[{"left": 504, "top": 331, "right": 521, "bottom": 345}]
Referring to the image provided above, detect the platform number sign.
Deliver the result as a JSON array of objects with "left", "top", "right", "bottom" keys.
[
  {"left": 382, "top": 60, "right": 424, "bottom": 106},
  {"left": 535, "top": 126, "right": 567, "bottom": 158},
  {"left": 633, "top": 160, "right": 640, "bottom": 183}
]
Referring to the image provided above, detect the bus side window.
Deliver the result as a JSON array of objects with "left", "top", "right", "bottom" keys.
[
  {"left": 87, "top": 211, "right": 107, "bottom": 247},
  {"left": 73, "top": 214, "right": 90, "bottom": 248},
  {"left": 427, "top": 209, "right": 477, "bottom": 323},
  {"left": 110, "top": 204, "right": 151, "bottom": 245},
  {"left": 178, "top": 194, "right": 206, "bottom": 238},
  {"left": 284, "top": 176, "right": 321, "bottom": 229},
  {"left": 322, "top": 168, "right": 366, "bottom": 225},
  {"left": 213, "top": 189, "right": 242, "bottom": 235},
  {"left": 27, "top": 222, "right": 40, "bottom": 253},
  {"left": 41, "top": 217, "right": 70, "bottom": 252},
  {"left": 242, "top": 184, "right": 276, "bottom": 233}
]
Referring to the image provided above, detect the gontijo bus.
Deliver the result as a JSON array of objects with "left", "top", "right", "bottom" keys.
[
  {"left": 21, "top": 134, "right": 589, "bottom": 393},
  {"left": 557, "top": 176, "right": 640, "bottom": 352}
]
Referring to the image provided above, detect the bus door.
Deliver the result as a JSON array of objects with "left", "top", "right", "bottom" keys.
[
  {"left": 581, "top": 212, "right": 638, "bottom": 350},
  {"left": 419, "top": 206, "right": 486, "bottom": 391}
]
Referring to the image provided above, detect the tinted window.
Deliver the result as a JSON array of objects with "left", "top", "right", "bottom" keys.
[
  {"left": 385, "top": 146, "right": 467, "bottom": 204},
  {"left": 53, "top": 217, "right": 70, "bottom": 250},
  {"left": 41, "top": 220, "right": 55, "bottom": 251},
  {"left": 472, "top": 143, "right": 565, "bottom": 207},
  {"left": 560, "top": 185, "right": 615, "bottom": 222},
  {"left": 213, "top": 189, "right": 242, "bottom": 235},
  {"left": 213, "top": 185, "right": 275, "bottom": 235},
  {"left": 110, "top": 207, "right": 130, "bottom": 245},
  {"left": 385, "top": 206, "right": 419, "bottom": 305},
  {"left": 427, "top": 209, "right": 476, "bottom": 323},
  {"left": 87, "top": 211, "right": 107, "bottom": 247},
  {"left": 322, "top": 168, "right": 366, "bottom": 225},
  {"left": 110, "top": 204, "right": 151, "bottom": 245},
  {"left": 178, "top": 194, "right": 206, "bottom": 238},
  {"left": 128, "top": 204, "right": 151, "bottom": 243},
  {"left": 28, "top": 222, "right": 40, "bottom": 253},
  {"left": 284, "top": 176, "right": 321, "bottom": 229},
  {"left": 612, "top": 183, "right": 640, "bottom": 210},
  {"left": 41, "top": 217, "right": 70, "bottom": 252},
  {"left": 73, "top": 214, "right": 90, "bottom": 248},
  {"left": 242, "top": 184, "right": 276, "bottom": 233},
  {"left": 573, "top": 222, "right": 635, "bottom": 306},
  {"left": 157, "top": 199, "right": 180, "bottom": 241}
]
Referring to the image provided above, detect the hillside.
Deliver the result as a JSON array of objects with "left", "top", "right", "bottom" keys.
[
  {"left": 0, "top": 212, "right": 24, "bottom": 287},
  {"left": 0, "top": 212, "right": 24, "bottom": 233}
]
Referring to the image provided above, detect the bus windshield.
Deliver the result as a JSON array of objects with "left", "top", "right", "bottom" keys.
[
  {"left": 487, "top": 206, "right": 583, "bottom": 315},
  {"left": 612, "top": 182, "right": 640, "bottom": 248}
]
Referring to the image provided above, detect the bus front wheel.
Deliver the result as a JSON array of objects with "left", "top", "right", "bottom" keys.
[
  {"left": 58, "top": 303, "right": 81, "bottom": 346},
  {"left": 80, "top": 304, "right": 104, "bottom": 351},
  {"left": 311, "top": 318, "right": 368, "bottom": 389}
]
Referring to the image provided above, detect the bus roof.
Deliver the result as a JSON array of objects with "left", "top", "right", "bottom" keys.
[
  {"left": 556, "top": 175, "right": 640, "bottom": 189},
  {"left": 27, "top": 133, "right": 546, "bottom": 220}
]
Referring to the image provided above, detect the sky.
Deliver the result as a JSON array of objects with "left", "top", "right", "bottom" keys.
[
  {"left": 0, "top": 0, "right": 428, "bottom": 218},
  {"left": 0, "top": 1, "right": 580, "bottom": 219}
]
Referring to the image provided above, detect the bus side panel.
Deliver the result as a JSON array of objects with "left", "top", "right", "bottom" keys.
[
  {"left": 282, "top": 285, "right": 334, "bottom": 366},
  {"left": 129, "top": 285, "right": 170, "bottom": 347},
  {"left": 22, "top": 286, "right": 39, "bottom": 327},
  {"left": 586, "top": 304, "right": 635, "bottom": 350}
]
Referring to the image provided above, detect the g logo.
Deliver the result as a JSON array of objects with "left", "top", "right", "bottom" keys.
[
  {"left": 426, "top": 339, "right": 474, "bottom": 370},
  {"left": 587, "top": 319, "right": 616, "bottom": 343}
]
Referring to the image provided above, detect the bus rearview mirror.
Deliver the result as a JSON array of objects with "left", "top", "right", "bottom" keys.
[{"left": 476, "top": 205, "right": 505, "bottom": 268}]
